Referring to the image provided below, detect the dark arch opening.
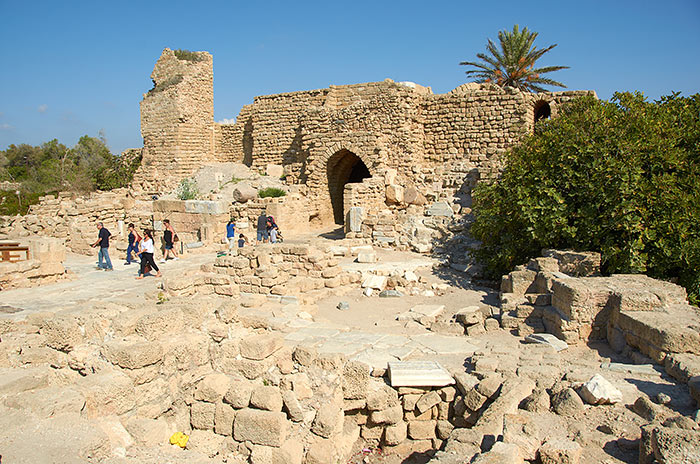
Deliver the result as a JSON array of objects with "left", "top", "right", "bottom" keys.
[
  {"left": 534, "top": 100, "right": 552, "bottom": 122},
  {"left": 326, "top": 149, "right": 371, "bottom": 225}
]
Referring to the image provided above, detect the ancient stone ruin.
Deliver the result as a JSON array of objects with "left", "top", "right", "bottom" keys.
[{"left": 0, "top": 48, "right": 698, "bottom": 464}]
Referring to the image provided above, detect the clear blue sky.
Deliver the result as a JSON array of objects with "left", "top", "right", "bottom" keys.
[{"left": 1, "top": 0, "right": 699, "bottom": 156}]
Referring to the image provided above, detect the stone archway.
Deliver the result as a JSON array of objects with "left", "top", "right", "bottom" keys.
[{"left": 326, "top": 149, "right": 372, "bottom": 224}]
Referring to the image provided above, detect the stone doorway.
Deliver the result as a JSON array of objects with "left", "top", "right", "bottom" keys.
[{"left": 326, "top": 149, "right": 371, "bottom": 224}]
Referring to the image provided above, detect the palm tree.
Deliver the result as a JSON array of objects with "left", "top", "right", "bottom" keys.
[{"left": 460, "top": 25, "right": 569, "bottom": 93}]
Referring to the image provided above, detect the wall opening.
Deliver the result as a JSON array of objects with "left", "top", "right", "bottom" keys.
[
  {"left": 534, "top": 100, "right": 552, "bottom": 122},
  {"left": 326, "top": 149, "right": 371, "bottom": 224}
]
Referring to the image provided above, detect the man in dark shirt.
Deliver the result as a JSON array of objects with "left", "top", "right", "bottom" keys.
[
  {"left": 92, "top": 222, "right": 113, "bottom": 271},
  {"left": 256, "top": 213, "right": 269, "bottom": 244}
]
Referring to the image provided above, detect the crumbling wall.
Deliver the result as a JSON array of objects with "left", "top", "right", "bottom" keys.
[
  {"left": 0, "top": 190, "right": 153, "bottom": 256},
  {"left": 134, "top": 48, "right": 215, "bottom": 193}
]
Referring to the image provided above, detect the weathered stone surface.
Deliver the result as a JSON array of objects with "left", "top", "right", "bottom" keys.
[
  {"left": 463, "top": 387, "right": 487, "bottom": 412},
  {"left": 250, "top": 386, "right": 283, "bottom": 412},
  {"left": 240, "top": 334, "right": 283, "bottom": 360},
  {"left": 407, "top": 420, "right": 436, "bottom": 440},
  {"left": 77, "top": 371, "right": 136, "bottom": 418},
  {"left": 524, "top": 333, "right": 568, "bottom": 352},
  {"left": 471, "top": 442, "right": 523, "bottom": 464},
  {"left": 233, "top": 409, "right": 289, "bottom": 447},
  {"left": 214, "top": 402, "right": 235, "bottom": 436},
  {"left": 579, "top": 374, "right": 622, "bottom": 405},
  {"left": 346, "top": 207, "right": 363, "bottom": 233},
  {"left": 281, "top": 390, "right": 304, "bottom": 422},
  {"left": 539, "top": 438, "right": 582, "bottom": 464},
  {"left": 404, "top": 187, "right": 426, "bottom": 206},
  {"left": 191, "top": 401, "right": 216, "bottom": 430},
  {"left": 311, "top": 402, "right": 344, "bottom": 438},
  {"left": 342, "top": 361, "right": 370, "bottom": 400},
  {"left": 361, "top": 275, "right": 387, "bottom": 290},
  {"left": 194, "top": 373, "right": 231, "bottom": 403},
  {"left": 224, "top": 379, "right": 253, "bottom": 409},
  {"left": 388, "top": 361, "right": 454, "bottom": 388},
  {"left": 551, "top": 388, "right": 585, "bottom": 417},
  {"left": 384, "top": 421, "right": 408, "bottom": 445},
  {"left": 233, "top": 184, "right": 257, "bottom": 203},
  {"left": 366, "top": 384, "right": 399, "bottom": 411},
  {"left": 415, "top": 391, "right": 441, "bottom": 414},
  {"left": 41, "top": 317, "right": 83, "bottom": 352},
  {"left": 633, "top": 395, "right": 660, "bottom": 421}
]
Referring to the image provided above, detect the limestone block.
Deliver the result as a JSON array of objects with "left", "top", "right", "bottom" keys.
[
  {"left": 233, "top": 408, "right": 289, "bottom": 447},
  {"left": 436, "top": 420, "right": 454, "bottom": 440},
  {"left": 370, "top": 405, "right": 403, "bottom": 425},
  {"left": 346, "top": 207, "right": 363, "bottom": 233},
  {"left": 186, "top": 429, "right": 226, "bottom": 458},
  {"left": 78, "top": 371, "right": 136, "bottom": 418},
  {"left": 474, "top": 377, "right": 535, "bottom": 438},
  {"left": 250, "top": 386, "right": 283, "bottom": 412},
  {"left": 224, "top": 380, "right": 253, "bottom": 409},
  {"left": 415, "top": 391, "right": 441, "bottom": 414},
  {"left": 455, "top": 306, "right": 484, "bottom": 326},
  {"left": 426, "top": 201, "right": 453, "bottom": 217},
  {"left": 388, "top": 361, "right": 454, "bottom": 388},
  {"left": 539, "top": 439, "right": 582, "bottom": 464},
  {"left": 134, "top": 307, "right": 185, "bottom": 341},
  {"left": 342, "top": 361, "right": 370, "bottom": 400},
  {"left": 266, "top": 164, "right": 283, "bottom": 178},
  {"left": 471, "top": 442, "right": 524, "bottom": 464},
  {"left": 123, "top": 416, "right": 173, "bottom": 446},
  {"left": 41, "top": 317, "right": 83, "bottom": 352},
  {"left": 311, "top": 402, "right": 344, "bottom": 438},
  {"left": 195, "top": 373, "right": 231, "bottom": 403},
  {"left": 384, "top": 421, "right": 407, "bottom": 445},
  {"left": 524, "top": 333, "right": 568, "bottom": 352},
  {"left": 386, "top": 184, "right": 404, "bottom": 205},
  {"left": 305, "top": 438, "right": 336, "bottom": 464},
  {"left": 184, "top": 200, "right": 228, "bottom": 214},
  {"left": 191, "top": 401, "right": 217, "bottom": 430},
  {"left": 281, "top": 390, "right": 304, "bottom": 422},
  {"left": 4, "top": 386, "right": 86, "bottom": 419},
  {"left": 500, "top": 269, "right": 537, "bottom": 295},
  {"left": 633, "top": 395, "right": 661, "bottom": 421},
  {"left": 240, "top": 333, "right": 283, "bottom": 360},
  {"left": 407, "top": 420, "right": 436, "bottom": 440},
  {"left": 453, "top": 371, "right": 479, "bottom": 395},
  {"left": 214, "top": 402, "right": 235, "bottom": 436},
  {"left": 551, "top": 388, "right": 584, "bottom": 417},
  {"left": 101, "top": 337, "right": 163, "bottom": 370},
  {"left": 579, "top": 374, "right": 622, "bottom": 405},
  {"left": 361, "top": 275, "right": 387, "bottom": 290},
  {"left": 292, "top": 345, "right": 317, "bottom": 367},
  {"left": 366, "top": 384, "right": 400, "bottom": 411},
  {"left": 356, "top": 252, "right": 378, "bottom": 263},
  {"left": 475, "top": 374, "right": 503, "bottom": 399},
  {"left": 404, "top": 187, "right": 426, "bottom": 206},
  {"left": 463, "top": 388, "right": 487, "bottom": 412},
  {"left": 640, "top": 424, "right": 700, "bottom": 464}
]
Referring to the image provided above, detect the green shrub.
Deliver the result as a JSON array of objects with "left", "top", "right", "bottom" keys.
[
  {"left": 177, "top": 179, "right": 199, "bottom": 200},
  {"left": 258, "top": 187, "right": 286, "bottom": 198},
  {"left": 471, "top": 92, "right": 700, "bottom": 304},
  {"left": 148, "top": 75, "right": 183, "bottom": 95},
  {"left": 173, "top": 49, "right": 206, "bottom": 62}
]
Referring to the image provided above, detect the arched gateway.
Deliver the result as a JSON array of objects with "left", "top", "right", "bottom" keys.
[{"left": 326, "top": 149, "right": 371, "bottom": 224}]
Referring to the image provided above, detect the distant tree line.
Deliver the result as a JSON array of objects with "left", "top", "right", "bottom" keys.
[{"left": 0, "top": 135, "right": 141, "bottom": 215}]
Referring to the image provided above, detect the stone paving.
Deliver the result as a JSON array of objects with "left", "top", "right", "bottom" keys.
[{"left": 1, "top": 248, "right": 484, "bottom": 372}]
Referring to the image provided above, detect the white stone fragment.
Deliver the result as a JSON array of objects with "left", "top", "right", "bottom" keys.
[
  {"left": 524, "top": 333, "right": 568, "bottom": 352},
  {"left": 580, "top": 374, "right": 622, "bottom": 405},
  {"left": 388, "top": 361, "right": 454, "bottom": 387},
  {"left": 361, "top": 275, "right": 387, "bottom": 290}
]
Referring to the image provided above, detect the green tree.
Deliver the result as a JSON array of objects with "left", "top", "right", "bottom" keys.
[
  {"left": 460, "top": 25, "right": 569, "bottom": 92},
  {"left": 470, "top": 92, "right": 700, "bottom": 303}
]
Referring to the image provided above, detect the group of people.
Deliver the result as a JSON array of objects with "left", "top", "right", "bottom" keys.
[
  {"left": 224, "top": 213, "right": 281, "bottom": 254},
  {"left": 94, "top": 219, "right": 180, "bottom": 279}
]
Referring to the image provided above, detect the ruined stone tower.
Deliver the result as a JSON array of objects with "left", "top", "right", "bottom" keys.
[{"left": 133, "top": 48, "right": 215, "bottom": 193}]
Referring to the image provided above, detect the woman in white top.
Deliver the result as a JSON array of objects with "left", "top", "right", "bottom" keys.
[{"left": 136, "top": 229, "right": 162, "bottom": 279}]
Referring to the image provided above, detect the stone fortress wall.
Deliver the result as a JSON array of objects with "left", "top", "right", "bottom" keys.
[{"left": 134, "top": 48, "right": 595, "bottom": 229}]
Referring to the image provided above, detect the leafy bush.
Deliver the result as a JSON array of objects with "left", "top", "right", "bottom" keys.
[
  {"left": 173, "top": 49, "right": 206, "bottom": 62},
  {"left": 471, "top": 92, "right": 700, "bottom": 303},
  {"left": 148, "top": 75, "right": 183, "bottom": 95},
  {"left": 176, "top": 179, "right": 199, "bottom": 200},
  {"left": 258, "top": 187, "right": 286, "bottom": 198}
]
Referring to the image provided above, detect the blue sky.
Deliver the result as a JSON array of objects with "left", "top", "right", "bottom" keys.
[{"left": 1, "top": 0, "right": 699, "bottom": 156}]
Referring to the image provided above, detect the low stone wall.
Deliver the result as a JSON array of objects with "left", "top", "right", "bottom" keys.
[
  {"left": 0, "top": 190, "right": 153, "bottom": 256},
  {"left": 0, "top": 237, "right": 67, "bottom": 290},
  {"left": 499, "top": 250, "right": 700, "bottom": 407}
]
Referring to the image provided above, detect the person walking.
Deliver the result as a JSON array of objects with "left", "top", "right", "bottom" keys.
[
  {"left": 225, "top": 219, "right": 236, "bottom": 255},
  {"left": 92, "top": 222, "right": 113, "bottom": 271},
  {"left": 161, "top": 219, "right": 179, "bottom": 262},
  {"left": 125, "top": 223, "right": 141, "bottom": 265},
  {"left": 256, "top": 213, "right": 268, "bottom": 244},
  {"left": 267, "top": 215, "right": 279, "bottom": 244},
  {"left": 136, "top": 229, "right": 161, "bottom": 279}
]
